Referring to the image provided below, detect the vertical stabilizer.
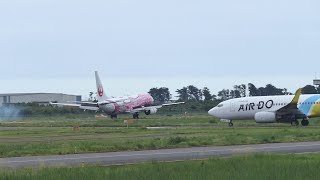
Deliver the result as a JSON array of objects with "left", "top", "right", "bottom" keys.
[{"left": 95, "top": 71, "right": 109, "bottom": 101}]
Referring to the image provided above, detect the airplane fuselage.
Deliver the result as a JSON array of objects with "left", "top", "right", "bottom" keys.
[
  {"left": 209, "top": 94, "right": 320, "bottom": 121},
  {"left": 99, "top": 94, "right": 154, "bottom": 115},
  {"left": 51, "top": 71, "right": 184, "bottom": 119}
]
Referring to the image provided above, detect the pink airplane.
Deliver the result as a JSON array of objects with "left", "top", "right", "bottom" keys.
[{"left": 51, "top": 71, "right": 184, "bottom": 119}]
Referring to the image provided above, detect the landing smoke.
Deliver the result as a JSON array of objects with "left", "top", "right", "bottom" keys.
[{"left": 0, "top": 106, "right": 22, "bottom": 122}]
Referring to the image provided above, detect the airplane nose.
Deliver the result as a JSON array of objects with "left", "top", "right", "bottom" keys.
[{"left": 208, "top": 108, "right": 217, "bottom": 117}]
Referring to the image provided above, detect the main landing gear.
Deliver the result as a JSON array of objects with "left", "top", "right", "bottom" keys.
[
  {"left": 289, "top": 115, "right": 299, "bottom": 127},
  {"left": 291, "top": 120, "right": 299, "bottom": 126},
  {"left": 133, "top": 112, "right": 140, "bottom": 119},
  {"left": 290, "top": 118, "right": 309, "bottom": 127},
  {"left": 110, "top": 114, "right": 118, "bottom": 119}
]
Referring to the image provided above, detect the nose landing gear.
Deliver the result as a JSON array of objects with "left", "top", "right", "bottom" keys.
[{"left": 228, "top": 120, "right": 234, "bottom": 127}]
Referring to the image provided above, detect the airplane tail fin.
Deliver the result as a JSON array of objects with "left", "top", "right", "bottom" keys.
[
  {"left": 95, "top": 71, "right": 109, "bottom": 102},
  {"left": 290, "top": 88, "right": 302, "bottom": 105}
]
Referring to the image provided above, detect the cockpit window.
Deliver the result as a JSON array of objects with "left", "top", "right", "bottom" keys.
[{"left": 217, "top": 104, "right": 224, "bottom": 108}]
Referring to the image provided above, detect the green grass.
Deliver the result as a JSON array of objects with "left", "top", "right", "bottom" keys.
[
  {"left": 0, "top": 114, "right": 211, "bottom": 127},
  {"left": 1, "top": 127, "right": 320, "bottom": 158},
  {"left": 2, "top": 114, "right": 320, "bottom": 128},
  {"left": 1, "top": 114, "right": 320, "bottom": 158},
  {"left": 1, "top": 154, "right": 320, "bottom": 180}
]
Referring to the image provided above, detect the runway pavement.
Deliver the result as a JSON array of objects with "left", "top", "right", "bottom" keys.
[{"left": 1, "top": 141, "right": 320, "bottom": 169}]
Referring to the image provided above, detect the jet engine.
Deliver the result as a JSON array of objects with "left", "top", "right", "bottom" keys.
[
  {"left": 145, "top": 108, "right": 158, "bottom": 115},
  {"left": 254, "top": 112, "right": 277, "bottom": 123},
  {"left": 99, "top": 103, "right": 116, "bottom": 114}
]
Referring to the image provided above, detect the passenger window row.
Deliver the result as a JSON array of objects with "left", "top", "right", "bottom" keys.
[
  {"left": 272, "top": 102, "right": 320, "bottom": 106},
  {"left": 298, "top": 102, "right": 320, "bottom": 105}
]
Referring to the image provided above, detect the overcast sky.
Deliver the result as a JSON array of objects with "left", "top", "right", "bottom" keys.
[{"left": 0, "top": 0, "right": 319, "bottom": 99}]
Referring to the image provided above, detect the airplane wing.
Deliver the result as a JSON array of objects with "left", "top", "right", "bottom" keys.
[
  {"left": 50, "top": 102, "right": 82, "bottom": 107},
  {"left": 275, "top": 88, "right": 306, "bottom": 117},
  {"left": 67, "top": 101, "right": 99, "bottom": 105},
  {"left": 131, "top": 102, "right": 185, "bottom": 113},
  {"left": 50, "top": 102, "right": 100, "bottom": 111},
  {"left": 67, "top": 100, "right": 117, "bottom": 106},
  {"left": 79, "top": 106, "right": 100, "bottom": 111},
  {"left": 161, "top": 102, "right": 186, "bottom": 106},
  {"left": 97, "top": 100, "right": 116, "bottom": 106}
]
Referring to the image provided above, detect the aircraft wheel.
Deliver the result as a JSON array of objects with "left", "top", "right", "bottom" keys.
[
  {"left": 291, "top": 120, "right": 299, "bottom": 126},
  {"left": 228, "top": 122, "right": 234, "bottom": 127},
  {"left": 301, "top": 119, "right": 309, "bottom": 126},
  {"left": 133, "top": 113, "right": 139, "bottom": 119}
]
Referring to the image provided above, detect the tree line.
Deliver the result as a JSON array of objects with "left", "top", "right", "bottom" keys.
[
  {"left": 149, "top": 84, "right": 320, "bottom": 103},
  {"left": 1, "top": 83, "right": 318, "bottom": 117}
]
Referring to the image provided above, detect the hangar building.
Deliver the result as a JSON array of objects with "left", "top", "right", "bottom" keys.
[{"left": 0, "top": 93, "right": 82, "bottom": 106}]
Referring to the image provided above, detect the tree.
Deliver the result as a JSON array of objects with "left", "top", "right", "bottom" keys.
[
  {"left": 231, "top": 88, "right": 240, "bottom": 98},
  {"left": 264, "top": 84, "right": 284, "bottom": 96},
  {"left": 239, "top": 84, "right": 247, "bottom": 97},
  {"left": 212, "top": 94, "right": 217, "bottom": 100},
  {"left": 302, "top": 85, "right": 319, "bottom": 94},
  {"left": 218, "top": 89, "right": 230, "bottom": 100},
  {"left": 149, "top": 87, "right": 171, "bottom": 103},
  {"left": 88, "top": 92, "right": 97, "bottom": 101},
  {"left": 187, "top": 85, "right": 202, "bottom": 101},
  {"left": 248, "top": 83, "right": 259, "bottom": 96},
  {"left": 202, "top": 87, "right": 213, "bottom": 101},
  {"left": 230, "top": 90, "right": 239, "bottom": 99},
  {"left": 176, "top": 87, "right": 189, "bottom": 102}
]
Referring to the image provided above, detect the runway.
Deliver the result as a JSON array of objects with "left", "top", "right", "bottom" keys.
[{"left": 1, "top": 141, "right": 320, "bottom": 169}]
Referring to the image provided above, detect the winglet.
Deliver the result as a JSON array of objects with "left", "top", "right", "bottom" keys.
[{"left": 290, "top": 88, "right": 302, "bottom": 104}]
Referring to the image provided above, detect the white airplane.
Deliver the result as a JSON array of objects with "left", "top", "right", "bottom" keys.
[
  {"left": 51, "top": 71, "right": 184, "bottom": 119},
  {"left": 208, "top": 88, "right": 320, "bottom": 127}
]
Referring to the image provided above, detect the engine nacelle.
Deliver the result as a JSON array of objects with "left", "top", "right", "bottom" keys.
[
  {"left": 145, "top": 108, "right": 158, "bottom": 115},
  {"left": 254, "top": 112, "right": 277, "bottom": 123},
  {"left": 99, "top": 103, "right": 116, "bottom": 114}
]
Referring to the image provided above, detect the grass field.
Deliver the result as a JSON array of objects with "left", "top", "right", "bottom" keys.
[
  {"left": 1, "top": 125, "right": 320, "bottom": 157},
  {"left": 1, "top": 154, "right": 320, "bottom": 180},
  {"left": 0, "top": 114, "right": 320, "bottom": 157},
  {"left": 0, "top": 114, "right": 231, "bottom": 127},
  {"left": 1, "top": 114, "right": 320, "bottom": 127}
]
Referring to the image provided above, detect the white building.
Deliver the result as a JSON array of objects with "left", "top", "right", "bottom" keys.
[{"left": 0, "top": 93, "right": 82, "bottom": 106}]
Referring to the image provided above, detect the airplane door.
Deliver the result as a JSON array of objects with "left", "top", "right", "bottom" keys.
[{"left": 230, "top": 102, "right": 236, "bottom": 112}]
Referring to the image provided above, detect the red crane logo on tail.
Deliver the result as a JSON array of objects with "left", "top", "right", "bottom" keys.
[{"left": 98, "top": 87, "right": 104, "bottom": 97}]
